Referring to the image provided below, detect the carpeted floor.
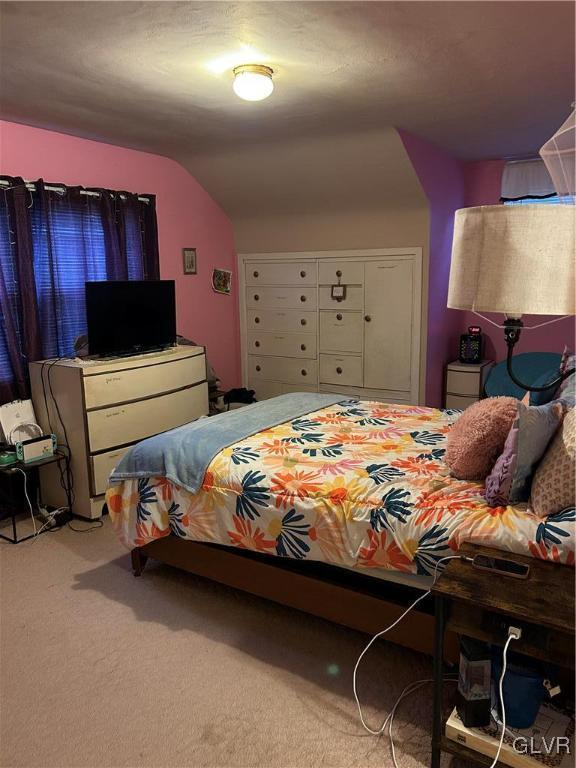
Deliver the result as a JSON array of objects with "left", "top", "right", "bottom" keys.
[{"left": 1, "top": 518, "right": 465, "bottom": 768}]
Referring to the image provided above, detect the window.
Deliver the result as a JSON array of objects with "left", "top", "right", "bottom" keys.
[{"left": 0, "top": 179, "right": 159, "bottom": 403}]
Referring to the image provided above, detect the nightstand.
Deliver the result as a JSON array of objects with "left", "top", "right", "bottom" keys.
[
  {"left": 430, "top": 544, "right": 575, "bottom": 768},
  {"left": 445, "top": 360, "right": 494, "bottom": 410}
]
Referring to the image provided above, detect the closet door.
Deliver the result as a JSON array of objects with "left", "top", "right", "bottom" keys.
[{"left": 363, "top": 260, "right": 413, "bottom": 392}]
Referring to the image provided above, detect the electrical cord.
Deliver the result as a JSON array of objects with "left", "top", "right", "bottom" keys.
[
  {"left": 352, "top": 554, "right": 471, "bottom": 766},
  {"left": 353, "top": 554, "right": 465, "bottom": 735},
  {"left": 489, "top": 629, "right": 520, "bottom": 768},
  {"left": 13, "top": 467, "right": 36, "bottom": 536}
]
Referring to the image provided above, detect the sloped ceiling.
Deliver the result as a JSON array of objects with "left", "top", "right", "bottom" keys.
[{"left": 0, "top": 1, "right": 573, "bottom": 164}]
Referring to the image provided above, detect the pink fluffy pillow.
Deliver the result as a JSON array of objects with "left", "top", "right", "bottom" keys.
[{"left": 445, "top": 397, "right": 519, "bottom": 480}]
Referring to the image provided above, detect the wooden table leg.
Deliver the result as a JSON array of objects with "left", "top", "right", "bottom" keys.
[{"left": 431, "top": 594, "right": 446, "bottom": 768}]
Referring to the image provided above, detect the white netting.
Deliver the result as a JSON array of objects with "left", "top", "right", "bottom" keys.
[{"left": 539, "top": 108, "right": 576, "bottom": 197}]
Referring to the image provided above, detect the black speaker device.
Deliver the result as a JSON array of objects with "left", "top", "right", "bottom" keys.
[{"left": 459, "top": 325, "right": 483, "bottom": 364}]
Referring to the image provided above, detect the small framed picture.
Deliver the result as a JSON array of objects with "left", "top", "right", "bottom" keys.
[
  {"left": 212, "top": 268, "right": 232, "bottom": 295},
  {"left": 182, "top": 248, "right": 197, "bottom": 275}
]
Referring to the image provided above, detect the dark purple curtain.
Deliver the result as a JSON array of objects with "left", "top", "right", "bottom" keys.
[{"left": 0, "top": 177, "right": 160, "bottom": 404}]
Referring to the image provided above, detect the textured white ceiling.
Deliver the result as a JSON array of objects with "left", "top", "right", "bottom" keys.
[{"left": 0, "top": 1, "right": 574, "bottom": 161}]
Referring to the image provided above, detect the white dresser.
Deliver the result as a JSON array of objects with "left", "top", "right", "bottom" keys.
[
  {"left": 240, "top": 249, "right": 423, "bottom": 405},
  {"left": 29, "top": 346, "right": 208, "bottom": 519}
]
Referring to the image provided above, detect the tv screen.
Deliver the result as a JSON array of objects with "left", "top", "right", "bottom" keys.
[{"left": 86, "top": 280, "right": 176, "bottom": 357}]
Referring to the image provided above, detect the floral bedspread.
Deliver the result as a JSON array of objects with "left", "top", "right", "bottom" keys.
[{"left": 106, "top": 400, "right": 575, "bottom": 577}]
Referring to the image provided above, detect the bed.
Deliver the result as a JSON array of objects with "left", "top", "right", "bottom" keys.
[{"left": 106, "top": 398, "right": 575, "bottom": 656}]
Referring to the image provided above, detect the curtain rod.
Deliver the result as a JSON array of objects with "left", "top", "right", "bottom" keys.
[{"left": 0, "top": 178, "right": 150, "bottom": 203}]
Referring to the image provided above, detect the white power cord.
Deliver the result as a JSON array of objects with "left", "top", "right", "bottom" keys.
[
  {"left": 489, "top": 627, "right": 521, "bottom": 768},
  {"left": 13, "top": 467, "right": 36, "bottom": 536},
  {"left": 353, "top": 554, "right": 464, "bottom": 735},
  {"left": 11, "top": 467, "right": 67, "bottom": 540}
]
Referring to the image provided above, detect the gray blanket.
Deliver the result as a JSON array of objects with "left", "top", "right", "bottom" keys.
[{"left": 109, "top": 392, "right": 344, "bottom": 493}]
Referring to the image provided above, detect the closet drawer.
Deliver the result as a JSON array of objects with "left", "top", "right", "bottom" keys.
[
  {"left": 247, "top": 309, "right": 317, "bottom": 333},
  {"left": 319, "top": 261, "right": 364, "bottom": 285},
  {"left": 83, "top": 354, "right": 206, "bottom": 409},
  {"left": 247, "top": 380, "right": 318, "bottom": 401},
  {"left": 319, "top": 285, "right": 363, "bottom": 311},
  {"left": 248, "top": 356, "right": 317, "bottom": 385},
  {"left": 246, "top": 286, "right": 317, "bottom": 310},
  {"left": 320, "top": 311, "right": 362, "bottom": 353},
  {"left": 87, "top": 382, "right": 208, "bottom": 452},
  {"left": 320, "top": 354, "right": 363, "bottom": 387},
  {"left": 91, "top": 447, "right": 130, "bottom": 496},
  {"left": 246, "top": 262, "right": 316, "bottom": 286},
  {"left": 247, "top": 331, "right": 317, "bottom": 359}
]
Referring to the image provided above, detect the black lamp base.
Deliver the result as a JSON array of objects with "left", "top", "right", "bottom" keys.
[{"left": 504, "top": 318, "right": 573, "bottom": 392}]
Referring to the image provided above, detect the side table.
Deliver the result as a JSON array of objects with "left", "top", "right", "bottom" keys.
[
  {"left": 0, "top": 450, "right": 72, "bottom": 544},
  {"left": 431, "top": 543, "right": 575, "bottom": 767}
]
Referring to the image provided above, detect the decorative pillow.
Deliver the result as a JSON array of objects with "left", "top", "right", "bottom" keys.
[
  {"left": 530, "top": 408, "right": 576, "bottom": 518},
  {"left": 445, "top": 397, "right": 519, "bottom": 481},
  {"left": 485, "top": 401, "right": 564, "bottom": 507}
]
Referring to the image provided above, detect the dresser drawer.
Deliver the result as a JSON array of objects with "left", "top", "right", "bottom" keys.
[
  {"left": 87, "top": 382, "right": 208, "bottom": 452},
  {"left": 83, "top": 354, "right": 206, "bottom": 409},
  {"left": 91, "top": 446, "right": 130, "bottom": 496},
  {"left": 248, "top": 356, "right": 317, "bottom": 385},
  {"left": 246, "top": 262, "right": 316, "bottom": 286},
  {"left": 319, "top": 285, "right": 363, "bottom": 311},
  {"left": 246, "top": 286, "right": 317, "bottom": 310},
  {"left": 247, "top": 309, "right": 317, "bottom": 333},
  {"left": 320, "top": 311, "right": 362, "bottom": 353},
  {"left": 446, "top": 369, "right": 481, "bottom": 397},
  {"left": 319, "top": 354, "right": 363, "bottom": 387},
  {"left": 318, "top": 261, "right": 364, "bottom": 285},
  {"left": 445, "top": 394, "right": 478, "bottom": 410},
  {"left": 247, "top": 331, "right": 317, "bottom": 359}
]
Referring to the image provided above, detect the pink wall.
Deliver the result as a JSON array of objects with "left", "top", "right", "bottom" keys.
[
  {"left": 0, "top": 120, "right": 241, "bottom": 388},
  {"left": 461, "top": 160, "right": 575, "bottom": 362},
  {"left": 399, "top": 130, "right": 465, "bottom": 407}
]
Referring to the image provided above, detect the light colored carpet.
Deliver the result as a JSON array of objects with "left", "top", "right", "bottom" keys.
[{"left": 1, "top": 518, "right": 465, "bottom": 768}]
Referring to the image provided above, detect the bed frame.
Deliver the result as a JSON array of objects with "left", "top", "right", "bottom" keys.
[{"left": 130, "top": 534, "right": 459, "bottom": 661}]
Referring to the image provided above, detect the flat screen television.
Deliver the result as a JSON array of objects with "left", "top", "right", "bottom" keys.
[{"left": 86, "top": 280, "right": 176, "bottom": 357}]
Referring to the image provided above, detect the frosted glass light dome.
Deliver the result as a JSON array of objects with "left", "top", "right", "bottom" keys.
[{"left": 233, "top": 64, "right": 274, "bottom": 101}]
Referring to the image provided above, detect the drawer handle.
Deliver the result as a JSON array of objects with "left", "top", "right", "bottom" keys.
[
  {"left": 364, "top": 315, "right": 372, "bottom": 322},
  {"left": 336, "top": 367, "right": 343, "bottom": 374},
  {"left": 300, "top": 295, "right": 306, "bottom": 302},
  {"left": 255, "top": 341, "right": 260, "bottom": 347},
  {"left": 300, "top": 344, "right": 306, "bottom": 351},
  {"left": 300, "top": 318, "right": 307, "bottom": 326},
  {"left": 336, "top": 270, "right": 342, "bottom": 278},
  {"left": 300, "top": 270, "right": 306, "bottom": 278},
  {"left": 256, "top": 365, "right": 261, "bottom": 372},
  {"left": 253, "top": 270, "right": 259, "bottom": 278},
  {"left": 255, "top": 316, "right": 260, "bottom": 323},
  {"left": 301, "top": 369, "right": 307, "bottom": 376},
  {"left": 254, "top": 294, "right": 260, "bottom": 301},
  {"left": 336, "top": 313, "right": 342, "bottom": 321}
]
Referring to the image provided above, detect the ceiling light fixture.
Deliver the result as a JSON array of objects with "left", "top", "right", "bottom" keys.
[{"left": 232, "top": 64, "right": 274, "bottom": 102}]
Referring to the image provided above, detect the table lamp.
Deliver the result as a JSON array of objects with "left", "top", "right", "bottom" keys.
[{"left": 447, "top": 204, "right": 575, "bottom": 391}]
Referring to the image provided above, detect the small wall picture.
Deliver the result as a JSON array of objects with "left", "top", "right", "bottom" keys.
[
  {"left": 212, "top": 268, "right": 232, "bottom": 295},
  {"left": 182, "top": 248, "right": 197, "bottom": 274}
]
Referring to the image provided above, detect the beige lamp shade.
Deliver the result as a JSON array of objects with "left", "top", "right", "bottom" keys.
[{"left": 447, "top": 205, "right": 576, "bottom": 316}]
